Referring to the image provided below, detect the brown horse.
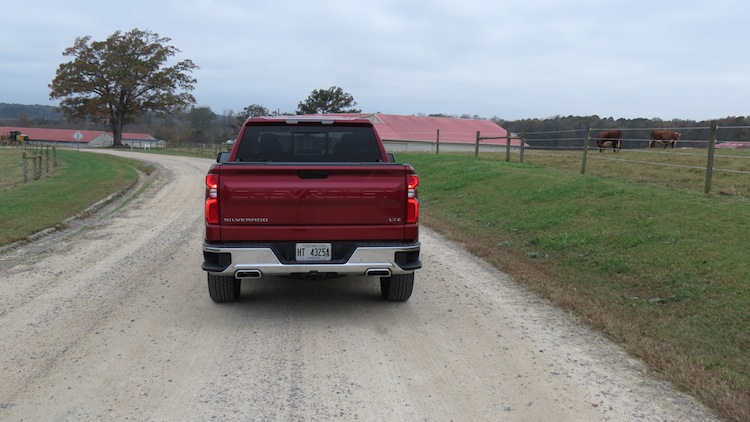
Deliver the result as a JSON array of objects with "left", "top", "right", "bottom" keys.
[
  {"left": 596, "top": 130, "right": 622, "bottom": 153},
  {"left": 649, "top": 130, "right": 680, "bottom": 149}
]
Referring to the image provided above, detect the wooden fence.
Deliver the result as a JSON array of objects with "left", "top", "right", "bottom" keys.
[
  {"left": 165, "top": 142, "right": 231, "bottom": 158},
  {"left": 21, "top": 146, "right": 57, "bottom": 183},
  {"left": 467, "top": 120, "right": 750, "bottom": 195}
]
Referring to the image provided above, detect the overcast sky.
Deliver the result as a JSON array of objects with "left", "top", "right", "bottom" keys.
[{"left": 2, "top": 0, "right": 748, "bottom": 121}]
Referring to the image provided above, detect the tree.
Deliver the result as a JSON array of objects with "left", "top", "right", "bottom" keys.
[
  {"left": 16, "top": 112, "right": 31, "bottom": 127},
  {"left": 49, "top": 28, "right": 198, "bottom": 147},
  {"left": 185, "top": 106, "right": 217, "bottom": 143},
  {"left": 297, "top": 86, "right": 361, "bottom": 115},
  {"left": 235, "top": 104, "right": 270, "bottom": 127},
  {"left": 187, "top": 106, "right": 216, "bottom": 133}
]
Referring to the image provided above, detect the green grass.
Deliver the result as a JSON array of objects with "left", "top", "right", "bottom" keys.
[
  {"left": 520, "top": 147, "right": 750, "bottom": 197},
  {"left": 0, "top": 147, "right": 41, "bottom": 190},
  {"left": 399, "top": 152, "right": 750, "bottom": 422},
  {"left": 0, "top": 149, "right": 150, "bottom": 245},
  {"left": 2, "top": 144, "right": 748, "bottom": 419}
]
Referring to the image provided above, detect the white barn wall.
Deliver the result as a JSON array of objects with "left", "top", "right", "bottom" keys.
[
  {"left": 87, "top": 133, "right": 114, "bottom": 147},
  {"left": 383, "top": 140, "right": 522, "bottom": 154}
]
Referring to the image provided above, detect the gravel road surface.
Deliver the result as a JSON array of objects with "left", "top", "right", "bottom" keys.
[{"left": 0, "top": 152, "right": 721, "bottom": 421}]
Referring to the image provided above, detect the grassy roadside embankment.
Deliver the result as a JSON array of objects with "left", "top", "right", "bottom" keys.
[
  {"left": 0, "top": 148, "right": 153, "bottom": 246},
  {"left": 398, "top": 152, "right": 749, "bottom": 422}
]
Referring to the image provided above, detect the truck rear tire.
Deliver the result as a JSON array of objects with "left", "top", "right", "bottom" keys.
[
  {"left": 207, "top": 273, "right": 241, "bottom": 302},
  {"left": 380, "top": 273, "right": 414, "bottom": 301}
]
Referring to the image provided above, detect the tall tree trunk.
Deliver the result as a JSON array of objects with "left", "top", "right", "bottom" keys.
[{"left": 112, "top": 110, "right": 124, "bottom": 147}]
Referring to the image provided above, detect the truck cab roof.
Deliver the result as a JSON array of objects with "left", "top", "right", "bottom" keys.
[{"left": 243, "top": 116, "right": 373, "bottom": 125}]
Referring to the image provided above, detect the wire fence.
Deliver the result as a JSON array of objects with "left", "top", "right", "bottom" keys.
[
  {"left": 21, "top": 146, "right": 57, "bottom": 183},
  {"left": 162, "top": 142, "right": 232, "bottom": 158},
  {"left": 463, "top": 121, "right": 750, "bottom": 194}
]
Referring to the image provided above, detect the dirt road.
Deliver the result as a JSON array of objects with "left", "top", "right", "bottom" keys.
[{"left": 0, "top": 152, "right": 719, "bottom": 421}]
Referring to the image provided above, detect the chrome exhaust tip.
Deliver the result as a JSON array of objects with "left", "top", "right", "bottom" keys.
[
  {"left": 235, "top": 270, "right": 262, "bottom": 279},
  {"left": 366, "top": 269, "right": 391, "bottom": 277}
]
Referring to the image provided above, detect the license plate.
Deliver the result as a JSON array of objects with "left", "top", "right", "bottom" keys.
[{"left": 295, "top": 243, "right": 331, "bottom": 261}]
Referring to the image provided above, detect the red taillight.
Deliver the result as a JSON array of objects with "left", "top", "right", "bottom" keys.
[
  {"left": 205, "top": 174, "right": 219, "bottom": 224},
  {"left": 407, "top": 174, "right": 419, "bottom": 223}
]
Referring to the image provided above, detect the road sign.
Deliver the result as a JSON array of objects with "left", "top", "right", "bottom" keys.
[{"left": 73, "top": 131, "right": 83, "bottom": 141}]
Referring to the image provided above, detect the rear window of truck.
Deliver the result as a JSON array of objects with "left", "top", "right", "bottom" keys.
[{"left": 234, "top": 124, "right": 383, "bottom": 163}]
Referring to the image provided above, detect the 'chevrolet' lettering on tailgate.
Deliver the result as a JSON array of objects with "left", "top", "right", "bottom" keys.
[{"left": 233, "top": 189, "right": 395, "bottom": 200}]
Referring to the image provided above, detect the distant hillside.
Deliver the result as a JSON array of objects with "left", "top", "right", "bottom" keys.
[{"left": 0, "top": 103, "right": 63, "bottom": 120}]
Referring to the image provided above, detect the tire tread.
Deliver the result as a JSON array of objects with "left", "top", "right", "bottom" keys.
[
  {"left": 380, "top": 273, "right": 414, "bottom": 301},
  {"left": 207, "top": 273, "right": 240, "bottom": 302}
]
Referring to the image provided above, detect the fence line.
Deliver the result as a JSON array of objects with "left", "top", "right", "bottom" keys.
[
  {"left": 608, "top": 126, "right": 713, "bottom": 132},
  {"left": 524, "top": 138, "right": 708, "bottom": 146},
  {"left": 20, "top": 147, "right": 57, "bottom": 183},
  {"left": 525, "top": 146, "right": 750, "bottom": 161},
  {"left": 522, "top": 126, "right": 716, "bottom": 136},
  {"left": 711, "top": 125, "right": 749, "bottom": 130},
  {"left": 521, "top": 152, "right": 582, "bottom": 158},
  {"left": 590, "top": 155, "right": 750, "bottom": 175},
  {"left": 164, "top": 142, "right": 231, "bottom": 158},
  {"left": 519, "top": 129, "right": 587, "bottom": 135},
  {"left": 468, "top": 121, "right": 747, "bottom": 194},
  {"left": 525, "top": 136, "right": 707, "bottom": 144}
]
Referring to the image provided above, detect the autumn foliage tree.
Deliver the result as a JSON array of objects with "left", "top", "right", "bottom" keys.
[{"left": 49, "top": 28, "right": 198, "bottom": 147}]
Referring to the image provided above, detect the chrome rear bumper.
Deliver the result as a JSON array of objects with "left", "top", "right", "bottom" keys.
[{"left": 202, "top": 242, "right": 421, "bottom": 279}]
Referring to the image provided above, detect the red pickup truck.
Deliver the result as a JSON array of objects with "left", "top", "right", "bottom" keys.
[{"left": 202, "top": 116, "right": 421, "bottom": 303}]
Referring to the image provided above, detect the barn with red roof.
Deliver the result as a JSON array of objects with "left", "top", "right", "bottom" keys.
[
  {"left": 0, "top": 126, "right": 161, "bottom": 147},
  {"left": 308, "top": 114, "right": 525, "bottom": 152},
  {"left": 716, "top": 142, "right": 750, "bottom": 149}
]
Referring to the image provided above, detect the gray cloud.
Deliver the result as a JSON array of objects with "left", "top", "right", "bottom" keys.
[{"left": 2, "top": 0, "right": 748, "bottom": 121}]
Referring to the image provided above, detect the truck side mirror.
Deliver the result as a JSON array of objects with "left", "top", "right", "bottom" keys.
[
  {"left": 217, "top": 151, "right": 231, "bottom": 163},
  {"left": 387, "top": 153, "right": 396, "bottom": 163}
]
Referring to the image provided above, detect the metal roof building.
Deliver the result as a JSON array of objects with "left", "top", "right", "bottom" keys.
[
  {"left": 309, "top": 113, "right": 526, "bottom": 153},
  {"left": 716, "top": 142, "right": 750, "bottom": 149},
  {"left": 0, "top": 127, "right": 157, "bottom": 147}
]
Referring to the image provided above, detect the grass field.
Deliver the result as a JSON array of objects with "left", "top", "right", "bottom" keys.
[
  {"left": 0, "top": 146, "right": 49, "bottom": 190},
  {"left": 0, "top": 148, "right": 152, "bottom": 246},
  {"left": 1, "top": 144, "right": 748, "bottom": 420},
  {"left": 398, "top": 151, "right": 750, "bottom": 422},
  {"left": 520, "top": 146, "right": 750, "bottom": 197}
]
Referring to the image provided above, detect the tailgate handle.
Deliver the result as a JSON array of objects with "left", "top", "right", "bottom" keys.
[{"left": 298, "top": 170, "right": 329, "bottom": 179}]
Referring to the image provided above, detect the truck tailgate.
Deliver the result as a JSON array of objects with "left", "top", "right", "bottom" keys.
[{"left": 218, "top": 164, "right": 408, "bottom": 241}]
